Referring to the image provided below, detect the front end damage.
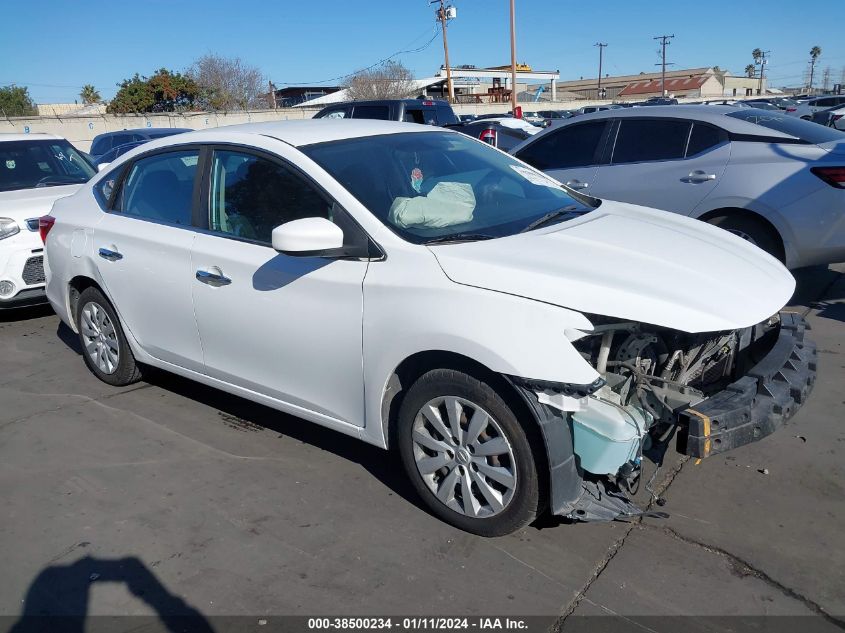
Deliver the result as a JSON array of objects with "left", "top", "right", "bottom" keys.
[{"left": 512, "top": 312, "right": 817, "bottom": 522}]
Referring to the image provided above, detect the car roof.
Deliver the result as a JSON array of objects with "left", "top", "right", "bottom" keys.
[
  {"left": 320, "top": 99, "right": 450, "bottom": 109},
  {"left": 0, "top": 133, "right": 64, "bottom": 143},
  {"left": 550, "top": 105, "right": 796, "bottom": 137},
  {"left": 136, "top": 119, "right": 443, "bottom": 149}
]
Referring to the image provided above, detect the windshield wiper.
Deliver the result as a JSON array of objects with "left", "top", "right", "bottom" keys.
[
  {"left": 519, "top": 206, "right": 584, "bottom": 233},
  {"left": 423, "top": 233, "right": 496, "bottom": 245}
]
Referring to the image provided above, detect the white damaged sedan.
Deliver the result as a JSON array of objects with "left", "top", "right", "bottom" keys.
[{"left": 43, "top": 120, "right": 816, "bottom": 536}]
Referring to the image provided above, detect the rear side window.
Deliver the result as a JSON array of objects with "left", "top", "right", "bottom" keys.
[
  {"left": 726, "top": 110, "right": 844, "bottom": 144},
  {"left": 611, "top": 119, "right": 691, "bottom": 164},
  {"left": 436, "top": 105, "right": 458, "bottom": 125},
  {"left": 686, "top": 122, "right": 728, "bottom": 156},
  {"left": 318, "top": 108, "right": 349, "bottom": 119},
  {"left": 114, "top": 150, "right": 199, "bottom": 225},
  {"left": 515, "top": 121, "right": 608, "bottom": 170},
  {"left": 351, "top": 105, "right": 390, "bottom": 120},
  {"left": 208, "top": 149, "right": 332, "bottom": 244},
  {"left": 403, "top": 109, "right": 426, "bottom": 124}
]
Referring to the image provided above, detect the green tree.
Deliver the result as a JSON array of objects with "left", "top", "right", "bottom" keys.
[
  {"left": 80, "top": 84, "right": 101, "bottom": 105},
  {"left": 744, "top": 64, "right": 756, "bottom": 78},
  {"left": 107, "top": 69, "right": 200, "bottom": 114},
  {"left": 0, "top": 85, "right": 38, "bottom": 117}
]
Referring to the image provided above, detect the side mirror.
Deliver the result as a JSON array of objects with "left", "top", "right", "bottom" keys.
[
  {"left": 271, "top": 217, "right": 344, "bottom": 256},
  {"left": 97, "top": 162, "right": 111, "bottom": 172}
]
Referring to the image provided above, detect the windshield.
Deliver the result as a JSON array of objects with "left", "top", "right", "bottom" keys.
[
  {"left": 0, "top": 140, "right": 96, "bottom": 192},
  {"left": 302, "top": 132, "right": 596, "bottom": 243},
  {"left": 726, "top": 109, "right": 845, "bottom": 145}
]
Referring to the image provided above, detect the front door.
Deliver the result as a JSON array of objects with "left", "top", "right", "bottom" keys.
[
  {"left": 93, "top": 148, "right": 204, "bottom": 371},
  {"left": 190, "top": 148, "right": 368, "bottom": 425}
]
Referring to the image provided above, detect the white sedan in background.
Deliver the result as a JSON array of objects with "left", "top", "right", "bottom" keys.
[
  {"left": 0, "top": 133, "right": 95, "bottom": 309},
  {"left": 43, "top": 120, "right": 815, "bottom": 536},
  {"left": 511, "top": 106, "right": 845, "bottom": 268}
]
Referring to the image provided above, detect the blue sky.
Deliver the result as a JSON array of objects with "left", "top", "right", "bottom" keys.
[{"left": 2, "top": 0, "right": 844, "bottom": 103}]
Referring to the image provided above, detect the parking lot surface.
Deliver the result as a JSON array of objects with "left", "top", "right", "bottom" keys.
[{"left": 1, "top": 265, "right": 843, "bottom": 631}]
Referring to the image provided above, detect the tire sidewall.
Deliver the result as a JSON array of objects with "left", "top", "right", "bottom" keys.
[{"left": 397, "top": 369, "right": 541, "bottom": 537}]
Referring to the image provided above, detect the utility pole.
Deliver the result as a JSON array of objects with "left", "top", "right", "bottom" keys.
[
  {"left": 653, "top": 34, "right": 675, "bottom": 97},
  {"left": 432, "top": 0, "right": 455, "bottom": 102},
  {"left": 595, "top": 43, "right": 607, "bottom": 99},
  {"left": 509, "top": 0, "right": 518, "bottom": 113},
  {"left": 758, "top": 50, "right": 770, "bottom": 96}
]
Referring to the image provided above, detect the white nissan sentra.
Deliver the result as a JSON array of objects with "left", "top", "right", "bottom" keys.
[{"left": 43, "top": 120, "right": 816, "bottom": 536}]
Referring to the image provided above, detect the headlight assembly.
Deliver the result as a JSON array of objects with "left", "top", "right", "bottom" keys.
[{"left": 0, "top": 218, "right": 20, "bottom": 241}]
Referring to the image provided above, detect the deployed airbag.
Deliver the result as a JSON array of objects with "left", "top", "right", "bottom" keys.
[{"left": 389, "top": 182, "right": 476, "bottom": 229}]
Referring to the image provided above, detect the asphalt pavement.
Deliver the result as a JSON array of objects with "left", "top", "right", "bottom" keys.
[{"left": 0, "top": 265, "right": 843, "bottom": 633}]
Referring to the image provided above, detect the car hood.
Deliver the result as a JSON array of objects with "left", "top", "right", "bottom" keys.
[
  {"left": 0, "top": 184, "right": 82, "bottom": 221},
  {"left": 428, "top": 202, "right": 795, "bottom": 333}
]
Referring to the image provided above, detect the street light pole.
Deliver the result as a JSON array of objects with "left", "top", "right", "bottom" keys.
[
  {"left": 595, "top": 43, "right": 607, "bottom": 99},
  {"left": 509, "top": 0, "right": 518, "bottom": 113}
]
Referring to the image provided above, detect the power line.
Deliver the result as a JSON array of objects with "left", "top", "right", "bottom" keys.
[{"left": 276, "top": 25, "right": 441, "bottom": 86}]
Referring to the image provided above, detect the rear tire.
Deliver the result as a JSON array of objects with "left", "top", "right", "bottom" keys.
[
  {"left": 705, "top": 214, "right": 784, "bottom": 263},
  {"left": 76, "top": 287, "right": 143, "bottom": 386},
  {"left": 397, "top": 369, "right": 542, "bottom": 536}
]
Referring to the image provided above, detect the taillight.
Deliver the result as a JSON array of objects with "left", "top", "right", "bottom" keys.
[
  {"left": 39, "top": 215, "right": 56, "bottom": 243},
  {"left": 786, "top": 107, "right": 797, "bottom": 112},
  {"left": 479, "top": 128, "right": 497, "bottom": 146},
  {"left": 811, "top": 167, "right": 845, "bottom": 189},
  {"left": 833, "top": 114, "right": 843, "bottom": 122}
]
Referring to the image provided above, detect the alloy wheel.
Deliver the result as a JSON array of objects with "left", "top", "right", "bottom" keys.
[
  {"left": 411, "top": 396, "right": 517, "bottom": 518},
  {"left": 80, "top": 301, "right": 120, "bottom": 375}
]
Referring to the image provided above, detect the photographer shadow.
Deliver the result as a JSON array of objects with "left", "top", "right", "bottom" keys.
[{"left": 10, "top": 555, "right": 213, "bottom": 633}]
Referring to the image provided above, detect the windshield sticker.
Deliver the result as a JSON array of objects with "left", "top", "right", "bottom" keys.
[
  {"left": 5, "top": 160, "right": 15, "bottom": 169},
  {"left": 411, "top": 167, "right": 424, "bottom": 193},
  {"left": 510, "top": 164, "right": 561, "bottom": 188}
]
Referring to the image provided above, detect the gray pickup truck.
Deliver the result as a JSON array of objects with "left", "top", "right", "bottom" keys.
[{"left": 313, "top": 98, "right": 459, "bottom": 126}]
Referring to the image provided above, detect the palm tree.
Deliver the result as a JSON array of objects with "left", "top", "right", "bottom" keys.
[
  {"left": 808, "top": 46, "right": 822, "bottom": 92},
  {"left": 752, "top": 48, "right": 763, "bottom": 64},
  {"left": 80, "top": 84, "right": 100, "bottom": 105},
  {"left": 745, "top": 64, "right": 756, "bottom": 78}
]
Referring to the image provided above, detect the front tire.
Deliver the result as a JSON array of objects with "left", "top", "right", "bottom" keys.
[
  {"left": 397, "top": 369, "right": 542, "bottom": 536},
  {"left": 76, "top": 287, "right": 143, "bottom": 386}
]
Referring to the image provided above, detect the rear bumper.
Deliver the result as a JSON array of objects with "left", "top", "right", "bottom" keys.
[{"left": 677, "top": 312, "right": 817, "bottom": 458}]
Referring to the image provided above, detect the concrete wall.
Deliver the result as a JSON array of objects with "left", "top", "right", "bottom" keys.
[{"left": 3, "top": 97, "right": 733, "bottom": 152}]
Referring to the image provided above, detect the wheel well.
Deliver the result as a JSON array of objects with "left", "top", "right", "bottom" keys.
[
  {"left": 382, "top": 351, "right": 536, "bottom": 451},
  {"left": 698, "top": 207, "right": 785, "bottom": 262},
  {"left": 67, "top": 276, "right": 104, "bottom": 328}
]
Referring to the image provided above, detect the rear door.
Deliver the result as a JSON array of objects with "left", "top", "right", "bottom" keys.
[
  {"left": 93, "top": 147, "right": 204, "bottom": 370},
  {"left": 591, "top": 118, "right": 730, "bottom": 214},
  {"left": 512, "top": 120, "right": 612, "bottom": 193}
]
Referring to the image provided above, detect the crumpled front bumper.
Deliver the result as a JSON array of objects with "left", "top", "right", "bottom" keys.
[{"left": 677, "top": 312, "right": 817, "bottom": 459}]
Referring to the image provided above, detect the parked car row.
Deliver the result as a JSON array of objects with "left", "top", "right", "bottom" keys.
[{"left": 1, "top": 100, "right": 837, "bottom": 537}]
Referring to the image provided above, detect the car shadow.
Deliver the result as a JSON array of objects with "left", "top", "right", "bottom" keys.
[
  {"left": 789, "top": 264, "right": 845, "bottom": 323},
  {"left": 0, "top": 303, "right": 53, "bottom": 323},
  {"left": 138, "top": 368, "right": 428, "bottom": 515},
  {"left": 9, "top": 555, "right": 213, "bottom": 633}
]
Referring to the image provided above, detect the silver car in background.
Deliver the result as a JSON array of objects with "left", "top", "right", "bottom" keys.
[{"left": 511, "top": 106, "right": 845, "bottom": 268}]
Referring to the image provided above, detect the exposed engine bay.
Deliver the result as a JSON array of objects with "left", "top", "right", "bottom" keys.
[{"left": 560, "top": 313, "right": 783, "bottom": 494}]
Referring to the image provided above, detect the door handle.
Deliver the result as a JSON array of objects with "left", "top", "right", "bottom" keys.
[
  {"left": 684, "top": 171, "right": 716, "bottom": 183},
  {"left": 98, "top": 247, "right": 123, "bottom": 261},
  {"left": 195, "top": 269, "right": 232, "bottom": 287},
  {"left": 565, "top": 180, "right": 589, "bottom": 190}
]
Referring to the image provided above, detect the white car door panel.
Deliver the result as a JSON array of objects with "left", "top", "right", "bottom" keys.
[
  {"left": 93, "top": 149, "right": 204, "bottom": 370},
  {"left": 191, "top": 236, "right": 368, "bottom": 424},
  {"left": 190, "top": 147, "right": 368, "bottom": 425}
]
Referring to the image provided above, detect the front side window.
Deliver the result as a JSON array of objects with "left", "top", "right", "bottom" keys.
[
  {"left": 303, "top": 131, "right": 596, "bottom": 244},
  {"left": 208, "top": 150, "right": 331, "bottom": 244},
  {"left": 0, "top": 140, "right": 95, "bottom": 192},
  {"left": 351, "top": 106, "right": 390, "bottom": 120},
  {"left": 515, "top": 121, "right": 608, "bottom": 170},
  {"left": 115, "top": 149, "right": 198, "bottom": 225},
  {"left": 611, "top": 119, "right": 691, "bottom": 164}
]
